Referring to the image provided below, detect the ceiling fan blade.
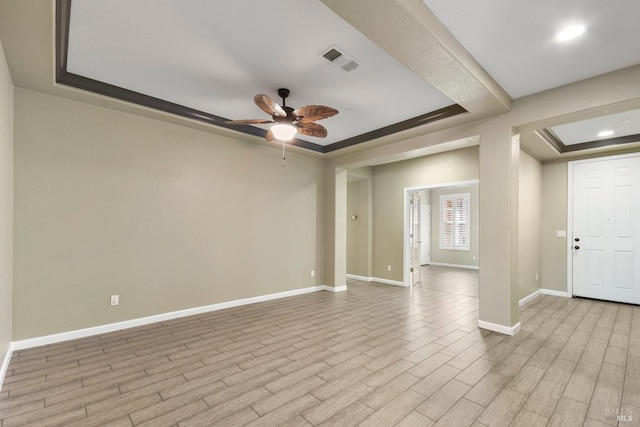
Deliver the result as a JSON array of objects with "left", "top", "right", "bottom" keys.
[
  {"left": 266, "top": 130, "right": 276, "bottom": 142},
  {"left": 224, "top": 119, "right": 274, "bottom": 125},
  {"left": 254, "top": 94, "right": 287, "bottom": 118},
  {"left": 292, "top": 105, "right": 338, "bottom": 121},
  {"left": 295, "top": 121, "right": 328, "bottom": 138}
]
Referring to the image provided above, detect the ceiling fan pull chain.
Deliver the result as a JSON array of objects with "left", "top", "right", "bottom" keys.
[{"left": 282, "top": 139, "right": 286, "bottom": 167}]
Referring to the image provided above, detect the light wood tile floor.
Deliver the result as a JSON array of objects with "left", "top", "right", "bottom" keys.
[{"left": 1, "top": 266, "right": 639, "bottom": 426}]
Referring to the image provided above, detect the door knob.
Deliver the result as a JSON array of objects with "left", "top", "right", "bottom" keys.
[
  {"left": 574, "top": 238, "right": 580, "bottom": 242},
  {"left": 574, "top": 245, "right": 580, "bottom": 250}
]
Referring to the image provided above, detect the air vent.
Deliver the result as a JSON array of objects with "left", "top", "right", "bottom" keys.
[
  {"left": 341, "top": 60, "right": 359, "bottom": 72},
  {"left": 320, "top": 45, "right": 360, "bottom": 72},
  {"left": 323, "top": 48, "right": 342, "bottom": 62}
]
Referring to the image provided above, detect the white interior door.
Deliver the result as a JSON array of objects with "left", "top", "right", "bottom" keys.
[
  {"left": 420, "top": 204, "right": 431, "bottom": 265},
  {"left": 572, "top": 154, "right": 640, "bottom": 304},
  {"left": 410, "top": 192, "right": 421, "bottom": 286}
]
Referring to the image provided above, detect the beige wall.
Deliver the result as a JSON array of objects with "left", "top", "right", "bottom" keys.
[
  {"left": 13, "top": 89, "right": 325, "bottom": 339},
  {"left": 371, "top": 146, "right": 479, "bottom": 281},
  {"left": 539, "top": 152, "right": 640, "bottom": 295},
  {"left": 1, "top": 0, "right": 638, "bottom": 340},
  {"left": 347, "top": 177, "right": 371, "bottom": 277},
  {"left": 541, "top": 162, "right": 568, "bottom": 293},
  {"left": 429, "top": 184, "right": 479, "bottom": 268},
  {"left": 518, "top": 150, "right": 542, "bottom": 300},
  {"left": 0, "top": 41, "right": 13, "bottom": 363},
  {"left": 325, "top": 67, "right": 640, "bottom": 331}
]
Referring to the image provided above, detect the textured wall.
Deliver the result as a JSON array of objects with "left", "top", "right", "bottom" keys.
[
  {"left": 0, "top": 41, "right": 14, "bottom": 366},
  {"left": 13, "top": 89, "right": 325, "bottom": 339},
  {"left": 518, "top": 151, "right": 542, "bottom": 300},
  {"left": 541, "top": 162, "right": 568, "bottom": 293},
  {"left": 371, "top": 146, "right": 479, "bottom": 282},
  {"left": 347, "top": 178, "right": 371, "bottom": 277}
]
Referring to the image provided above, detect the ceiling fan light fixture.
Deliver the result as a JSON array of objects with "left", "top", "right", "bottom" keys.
[
  {"left": 271, "top": 124, "right": 297, "bottom": 141},
  {"left": 225, "top": 89, "right": 337, "bottom": 148}
]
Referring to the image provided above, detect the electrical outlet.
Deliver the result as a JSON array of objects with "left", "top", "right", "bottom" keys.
[
  {"left": 310, "top": 270, "right": 315, "bottom": 278},
  {"left": 387, "top": 265, "right": 391, "bottom": 272},
  {"left": 110, "top": 294, "right": 119, "bottom": 306}
]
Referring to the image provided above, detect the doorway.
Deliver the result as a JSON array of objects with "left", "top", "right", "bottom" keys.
[
  {"left": 569, "top": 152, "right": 640, "bottom": 304},
  {"left": 403, "top": 179, "right": 479, "bottom": 287}
]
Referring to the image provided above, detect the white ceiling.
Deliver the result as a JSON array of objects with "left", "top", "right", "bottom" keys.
[
  {"left": 422, "top": 0, "right": 640, "bottom": 99},
  {"left": 67, "top": 0, "right": 454, "bottom": 147},
  {"left": 551, "top": 109, "right": 640, "bottom": 146},
  {"left": 420, "top": 0, "right": 640, "bottom": 156},
  {"left": 3, "top": 0, "right": 639, "bottom": 157}
]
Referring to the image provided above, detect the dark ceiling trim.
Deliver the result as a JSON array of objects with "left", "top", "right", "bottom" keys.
[
  {"left": 538, "top": 127, "right": 640, "bottom": 153},
  {"left": 324, "top": 104, "right": 468, "bottom": 153},
  {"left": 536, "top": 128, "right": 564, "bottom": 152},
  {"left": 56, "top": 0, "right": 467, "bottom": 154},
  {"left": 57, "top": 72, "right": 267, "bottom": 139},
  {"left": 55, "top": 0, "right": 71, "bottom": 83},
  {"left": 561, "top": 133, "right": 640, "bottom": 152},
  {"left": 55, "top": 0, "right": 324, "bottom": 153}
]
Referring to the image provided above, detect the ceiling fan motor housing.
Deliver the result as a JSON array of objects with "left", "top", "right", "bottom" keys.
[
  {"left": 274, "top": 88, "right": 295, "bottom": 121},
  {"left": 274, "top": 106, "right": 296, "bottom": 122},
  {"left": 277, "top": 88, "right": 290, "bottom": 100}
]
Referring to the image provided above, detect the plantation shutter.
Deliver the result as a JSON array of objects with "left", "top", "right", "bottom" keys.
[{"left": 439, "top": 193, "right": 470, "bottom": 251}]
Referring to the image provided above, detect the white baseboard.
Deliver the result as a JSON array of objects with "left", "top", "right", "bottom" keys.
[
  {"left": 322, "top": 285, "right": 347, "bottom": 292},
  {"left": 346, "top": 274, "right": 370, "bottom": 282},
  {"left": 519, "top": 288, "right": 571, "bottom": 307},
  {"left": 541, "top": 289, "right": 571, "bottom": 298},
  {"left": 11, "top": 285, "right": 339, "bottom": 351},
  {"left": 346, "top": 274, "right": 406, "bottom": 287},
  {"left": 478, "top": 320, "right": 521, "bottom": 336},
  {"left": 0, "top": 342, "right": 14, "bottom": 390},
  {"left": 429, "top": 262, "right": 479, "bottom": 270},
  {"left": 519, "top": 289, "right": 543, "bottom": 306},
  {"left": 371, "top": 277, "right": 406, "bottom": 287}
]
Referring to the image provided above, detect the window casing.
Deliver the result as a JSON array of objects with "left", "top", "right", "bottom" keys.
[{"left": 439, "top": 193, "right": 470, "bottom": 251}]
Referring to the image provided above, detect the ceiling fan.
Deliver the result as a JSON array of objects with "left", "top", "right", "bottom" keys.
[{"left": 225, "top": 88, "right": 338, "bottom": 142}]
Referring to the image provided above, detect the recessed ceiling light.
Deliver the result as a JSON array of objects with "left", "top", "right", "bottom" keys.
[
  {"left": 556, "top": 25, "right": 586, "bottom": 42},
  {"left": 598, "top": 130, "right": 614, "bottom": 137}
]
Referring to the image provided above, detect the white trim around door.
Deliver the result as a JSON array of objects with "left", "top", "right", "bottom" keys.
[
  {"left": 403, "top": 180, "right": 479, "bottom": 287},
  {"left": 567, "top": 152, "right": 640, "bottom": 303}
]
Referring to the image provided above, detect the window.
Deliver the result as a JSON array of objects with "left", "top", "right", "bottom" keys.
[{"left": 439, "top": 193, "right": 470, "bottom": 251}]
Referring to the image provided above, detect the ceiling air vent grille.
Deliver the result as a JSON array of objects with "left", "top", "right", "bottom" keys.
[
  {"left": 323, "top": 48, "right": 342, "bottom": 62},
  {"left": 320, "top": 45, "right": 360, "bottom": 72}
]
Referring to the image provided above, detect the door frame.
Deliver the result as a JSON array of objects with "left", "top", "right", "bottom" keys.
[
  {"left": 420, "top": 203, "right": 431, "bottom": 265},
  {"left": 567, "top": 151, "right": 640, "bottom": 297},
  {"left": 403, "top": 179, "right": 479, "bottom": 287},
  {"left": 410, "top": 191, "right": 422, "bottom": 287}
]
